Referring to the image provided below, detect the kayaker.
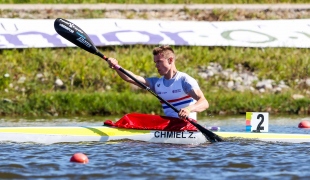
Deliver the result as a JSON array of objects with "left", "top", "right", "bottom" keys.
[{"left": 107, "top": 45, "right": 209, "bottom": 120}]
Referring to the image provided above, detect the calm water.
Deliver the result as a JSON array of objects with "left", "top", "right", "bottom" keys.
[{"left": 0, "top": 115, "right": 310, "bottom": 179}]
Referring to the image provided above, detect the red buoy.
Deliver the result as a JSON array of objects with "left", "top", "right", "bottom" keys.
[
  {"left": 70, "top": 153, "right": 89, "bottom": 164},
  {"left": 298, "top": 120, "right": 310, "bottom": 128}
]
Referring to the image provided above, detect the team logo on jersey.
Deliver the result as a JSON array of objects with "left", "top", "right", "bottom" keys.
[
  {"left": 172, "top": 89, "right": 181, "bottom": 93},
  {"left": 157, "top": 83, "right": 160, "bottom": 87}
]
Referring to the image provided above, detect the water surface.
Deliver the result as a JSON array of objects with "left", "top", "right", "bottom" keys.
[{"left": 0, "top": 115, "right": 310, "bottom": 179}]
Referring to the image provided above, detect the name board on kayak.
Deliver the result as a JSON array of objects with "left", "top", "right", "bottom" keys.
[{"left": 154, "top": 131, "right": 195, "bottom": 139}]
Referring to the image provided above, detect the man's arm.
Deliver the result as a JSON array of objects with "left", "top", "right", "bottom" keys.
[
  {"left": 187, "top": 89, "right": 209, "bottom": 112},
  {"left": 179, "top": 89, "right": 209, "bottom": 119},
  {"left": 107, "top": 57, "right": 149, "bottom": 88}
]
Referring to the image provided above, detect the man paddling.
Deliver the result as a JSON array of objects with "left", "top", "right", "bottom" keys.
[{"left": 107, "top": 45, "right": 209, "bottom": 120}]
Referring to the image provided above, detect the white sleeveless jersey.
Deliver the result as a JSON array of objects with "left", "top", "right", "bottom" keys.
[{"left": 154, "top": 72, "right": 197, "bottom": 119}]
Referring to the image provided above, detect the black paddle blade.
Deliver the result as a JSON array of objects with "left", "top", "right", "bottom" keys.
[
  {"left": 189, "top": 120, "right": 224, "bottom": 143},
  {"left": 54, "top": 18, "right": 100, "bottom": 57}
]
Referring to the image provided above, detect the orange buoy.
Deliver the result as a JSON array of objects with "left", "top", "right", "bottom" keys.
[
  {"left": 70, "top": 153, "right": 89, "bottom": 164},
  {"left": 298, "top": 120, "right": 310, "bottom": 128}
]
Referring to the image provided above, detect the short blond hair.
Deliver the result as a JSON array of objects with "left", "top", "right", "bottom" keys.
[{"left": 152, "top": 45, "right": 175, "bottom": 59}]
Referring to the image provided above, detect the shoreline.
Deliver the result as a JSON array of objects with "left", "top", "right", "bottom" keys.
[
  {"left": 0, "top": 4, "right": 309, "bottom": 116},
  {"left": 1, "top": 4, "right": 310, "bottom": 10}
]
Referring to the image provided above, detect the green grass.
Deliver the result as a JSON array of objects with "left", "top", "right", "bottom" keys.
[
  {"left": 0, "top": 45, "right": 309, "bottom": 116},
  {"left": 1, "top": 46, "right": 309, "bottom": 94},
  {"left": 1, "top": 88, "right": 309, "bottom": 116}
]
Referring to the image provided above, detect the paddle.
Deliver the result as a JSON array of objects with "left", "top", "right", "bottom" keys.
[{"left": 54, "top": 18, "right": 224, "bottom": 143}]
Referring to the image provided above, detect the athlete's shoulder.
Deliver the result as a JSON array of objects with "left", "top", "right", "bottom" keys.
[
  {"left": 177, "top": 71, "right": 196, "bottom": 81},
  {"left": 146, "top": 76, "right": 162, "bottom": 88}
]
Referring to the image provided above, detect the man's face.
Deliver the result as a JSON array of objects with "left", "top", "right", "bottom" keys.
[{"left": 153, "top": 54, "right": 171, "bottom": 76}]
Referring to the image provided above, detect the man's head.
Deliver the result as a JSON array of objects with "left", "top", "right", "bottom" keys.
[
  {"left": 152, "top": 45, "right": 175, "bottom": 60},
  {"left": 152, "top": 45, "right": 176, "bottom": 76}
]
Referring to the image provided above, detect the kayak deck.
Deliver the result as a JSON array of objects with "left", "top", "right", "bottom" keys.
[
  {"left": 0, "top": 126, "right": 207, "bottom": 145},
  {"left": 0, "top": 126, "right": 309, "bottom": 144}
]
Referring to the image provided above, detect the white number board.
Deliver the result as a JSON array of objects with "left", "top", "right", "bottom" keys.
[{"left": 246, "top": 112, "right": 269, "bottom": 132}]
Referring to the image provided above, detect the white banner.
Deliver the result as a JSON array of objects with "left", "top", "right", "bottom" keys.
[{"left": 1, "top": 18, "right": 310, "bottom": 49}]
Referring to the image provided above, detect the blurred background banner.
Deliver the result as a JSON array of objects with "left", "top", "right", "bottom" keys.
[{"left": 1, "top": 18, "right": 310, "bottom": 49}]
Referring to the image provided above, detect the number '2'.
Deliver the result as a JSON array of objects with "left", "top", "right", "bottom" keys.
[{"left": 253, "top": 114, "right": 264, "bottom": 132}]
